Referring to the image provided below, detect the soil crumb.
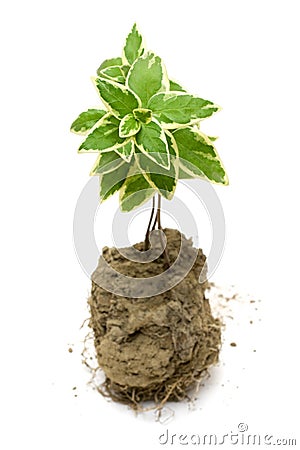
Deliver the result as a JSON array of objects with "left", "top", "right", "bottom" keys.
[{"left": 88, "top": 228, "right": 221, "bottom": 409}]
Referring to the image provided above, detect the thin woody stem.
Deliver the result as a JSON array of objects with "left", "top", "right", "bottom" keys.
[
  {"left": 157, "top": 194, "right": 162, "bottom": 229},
  {"left": 144, "top": 193, "right": 170, "bottom": 268},
  {"left": 144, "top": 196, "right": 156, "bottom": 250},
  {"left": 151, "top": 210, "right": 158, "bottom": 231},
  {"left": 156, "top": 194, "right": 170, "bottom": 268}
]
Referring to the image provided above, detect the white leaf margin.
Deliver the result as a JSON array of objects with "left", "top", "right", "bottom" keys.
[
  {"left": 134, "top": 117, "right": 171, "bottom": 170},
  {"left": 135, "top": 129, "right": 179, "bottom": 200},
  {"left": 91, "top": 76, "right": 142, "bottom": 119}
]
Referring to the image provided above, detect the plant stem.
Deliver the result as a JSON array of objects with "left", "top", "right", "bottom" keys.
[
  {"left": 157, "top": 194, "right": 162, "bottom": 229},
  {"left": 151, "top": 209, "right": 157, "bottom": 231},
  {"left": 144, "top": 193, "right": 170, "bottom": 268},
  {"left": 144, "top": 196, "right": 156, "bottom": 250},
  {"left": 157, "top": 194, "right": 171, "bottom": 268}
]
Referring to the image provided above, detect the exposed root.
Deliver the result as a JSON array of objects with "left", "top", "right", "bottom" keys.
[
  {"left": 82, "top": 345, "right": 220, "bottom": 412},
  {"left": 81, "top": 318, "right": 220, "bottom": 412}
]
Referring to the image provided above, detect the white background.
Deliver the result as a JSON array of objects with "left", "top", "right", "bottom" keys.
[{"left": 1, "top": 0, "right": 299, "bottom": 448}]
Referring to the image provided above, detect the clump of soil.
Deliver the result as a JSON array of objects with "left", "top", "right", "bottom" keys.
[{"left": 88, "top": 229, "right": 221, "bottom": 408}]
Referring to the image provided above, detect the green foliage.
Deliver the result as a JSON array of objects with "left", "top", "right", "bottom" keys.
[
  {"left": 99, "top": 160, "right": 130, "bottom": 200},
  {"left": 100, "top": 65, "right": 130, "bottom": 84},
  {"left": 135, "top": 132, "right": 178, "bottom": 200},
  {"left": 114, "top": 140, "right": 134, "bottom": 162},
  {"left": 169, "top": 80, "right": 186, "bottom": 92},
  {"left": 78, "top": 114, "right": 125, "bottom": 152},
  {"left": 97, "top": 57, "right": 123, "bottom": 72},
  {"left": 135, "top": 119, "right": 170, "bottom": 169},
  {"left": 122, "top": 23, "right": 145, "bottom": 65},
  {"left": 71, "top": 23, "right": 228, "bottom": 211},
  {"left": 71, "top": 109, "right": 106, "bottom": 134},
  {"left": 127, "top": 51, "right": 168, "bottom": 106},
  {"left": 90, "top": 151, "right": 125, "bottom": 176},
  {"left": 95, "top": 78, "right": 140, "bottom": 119},
  {"left": 133, "top": 108, "right": 152, "bottom": 124},
  {"left": 120, "top": 167, "right": 155, "bottom": 212},
  {"left": 148, "top": 92, "right": 220, "bottom": 128},
  {"left": 174, "top": 128, "right": 228, "bottom": 185},
  {"left": 119, "top": 113, "right": 141, "bottom": 138}
]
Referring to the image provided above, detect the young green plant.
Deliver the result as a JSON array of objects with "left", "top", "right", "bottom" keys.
[{"left": 71, "top": 24, "right": 228, "bottom": 262}]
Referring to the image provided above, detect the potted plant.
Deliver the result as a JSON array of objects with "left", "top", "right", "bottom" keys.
[{"left": 71, "top": 24, "right": 228, "bottom": 409}]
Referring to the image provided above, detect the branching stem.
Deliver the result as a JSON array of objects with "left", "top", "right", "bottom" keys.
[{"left": 144, "top": 194, "right": 170, "bottom": 268}]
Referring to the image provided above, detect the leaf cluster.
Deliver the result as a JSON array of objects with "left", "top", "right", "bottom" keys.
[{"left": 71, "top": 24, "right": 228, "bottom": 211}]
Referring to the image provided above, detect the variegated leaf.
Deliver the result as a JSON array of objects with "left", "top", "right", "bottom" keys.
[
  {"left": 114, "top": 139, "right": 134, "bottom": 162},
  {"left": 169, "top": 80, "right": 186, "bottom": 92},
  {"left": 135, "top": 119, "right": 170, "bottom": 169},
  {"left": 122, "top": 23, "right": 145, "bottom": 65},
  {"left": 79, "top": 114, "right": 125, "bottom": 153},
  {"left": 178, "top": 165, "right": 194, "bottom": 179},
  {"left": 119, "top": 113, "right": 141, "bottom": 138},
  {"left": 70, "top": 109, "right": 106, "bottom": 134},
  {"left": 119, "top": 166, "right": 155, "bottom": 212},
  {"left": 173, "top": 128, "right": 228, "bottom": 185},
  {"left": 97, "top": 57, "right": 123, "bottom": 74},
  {"left": 148, "top": 92, "right": 220, "bottom": 129},
  {"left": 95, "top": 77, "right": 140, "bottom": 119},
  {"left": 135, "top": 131, "right": 178, "bottom": 199},
  {"left": 90, "top": 151, "right": 125, "bottom": 175},
  {"left": 99, "top": 65, "right": 130, "bottom": 84},
  {"left": 100, "top": 160, "right": 130, "bottom": 200},
  {"left": 127, "top": 51, "right": 169, "bottom": 107},
  {"left": 133, "top": 108, "right": 152, "bottom": 124}
]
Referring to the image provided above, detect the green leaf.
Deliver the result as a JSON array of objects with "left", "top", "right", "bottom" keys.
[
  {"left": 148, "top": 92, "right": 220, "bottom": 129},
  {"left": 178, "top": 165, "right": 194, "bottom": 179},
  {"left": 70, "top": 109, "right": 106, "bottom": 134},
  {"left": 169, "top": 80, "right": 186, "bottom": 92},
  {"left": 97, "top": 57, "right": 123, "bottom": 74},
  {"left": 79, "top": 114, "right": 124, "bottom": 153},
  {"left": 114, "top": 139, "right": 134, "bottom": 162},
  {"left": 173, "top": 128, "right": 228, "bottom": 185},
  {"left": 135, "top": 131, "right": 178, "bottom": 199},
  {"left": 135, "top": 119, "right": 170, "bottom": 169},
  {"left": 133, "top": 108, "right": 152, "bottom": 124},
  {"left": 90, "top": 151, "right": 125, "bottom": 175},
  {"left": 122, "top": 23, "right": 145, "bottom": 65},
  {"left": 95, "top": 77, "right": 140, "bottom": 119},
  {"left": 100, "top": 160, "right": 130, "bottom": 200},
  {"left": 119, "top": 113, "right": 141, "bottom": 138},
  {"left": 72, "top": 25, "right": 228, "bottom": 202},
  {"left": 99, "top": 65, "right": 130, "bottom": 84},
  {"left": 119, "top": 166, "right": 155, "bottom": 212},
  {"left": 127, "top": 51, "right": 169, "bottom": 107}
]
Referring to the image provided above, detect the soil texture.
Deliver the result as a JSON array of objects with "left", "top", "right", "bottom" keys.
[{"left": 89, "top": 228, "right": 221, "bottom": 408}]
